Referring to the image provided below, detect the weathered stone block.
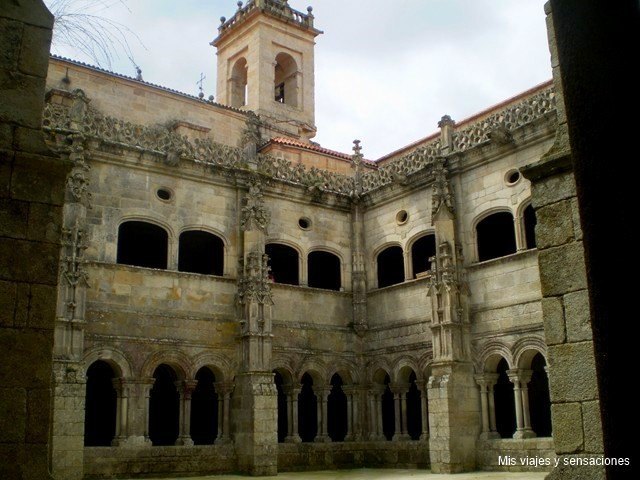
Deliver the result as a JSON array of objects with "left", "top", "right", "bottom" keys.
[
  {"left": 14, "top": 126, "right": 51, "bottom": 155},
  {"left": 26, "top": 388, "right": 51, "bottom": 443},
  {"left": 27, "top": 201, "right": 62, "bottom": 243},
  {"left": 0, "top": 330, "right": 52, "bottom": 389},
  {"left": 10, "top": 153, "right": 66, "bottom": 205},
  {"left": 564, "top": 290, "right": 592, "bottom": 342},
  {"left": 548, "top": 342, "right": 598, "bottom": 402},
  {"left": 582, "top": 400, "right": 604, "bottom": 454},
  {"left": 539, "top": 243, "right": 588, "bottom": 296},
  {"left": 0, "top": 237, "right": 59, "bottom": 284},
  {"left": 0, "top": 279, "right": 17, "bottom": 326},
  {"left": 18, "top": 25, "right": 52, "bottom": 77},
  {"left": 541, "top": 296, "right": 566, "bottom": 344},
  {"left": 0, "top": 198, "right": 29, "bottom": 239},
  {"left": 0, "top": 387, "right": 26, "bottom": 442},
  {"left": 0, "top": 18, "right": 22, "bottom": 70},
  {"left": 0, "top": 122, "right": 13, "bottom": 150},
  {"left": 28, "top": 283, "right": 57, "bottom": 329},
  {"left": 535, "top": 200, "right": 575, "bottom": 248},
  {"left": 530, "top": 172, "right": 576, "bottom": 209},
  {"left": 0, "top": 0, "right": 54, "bottom": 29},
  {"left": 551, "top": 403, "right": 583, "bottom": 454},
  {"left": 0, "top": 70, "right": 47, "bottom": 130}
]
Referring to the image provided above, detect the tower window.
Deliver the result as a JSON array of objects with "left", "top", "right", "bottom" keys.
[
  {"left": 230, "top": 57, "right": 248, "bottom": 108},
  {"left": 274, "top": 53, "right": 298, "bottom": 107}
]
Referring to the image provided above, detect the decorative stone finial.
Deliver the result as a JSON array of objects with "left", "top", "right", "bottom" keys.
[
  {"left": 237, "top": 1, "right": 243, "bottom": 9},
  {"left": 208, "top": 95, "right": 215, "bottom": 102},
  {"left": 352, "top": 139, "right": 362, "bottom": 156},
  {"left": 220, "top": 16, "right": 226, "bottom": 24},
  {"left": 438, "top": 115, "right": 455, "bottom": 128},
  {"left": 135, "top": 66, "right": 143, "bottom": 81},
  {"left": 307, "top": 6, "right": 313, "bottom": 13}
]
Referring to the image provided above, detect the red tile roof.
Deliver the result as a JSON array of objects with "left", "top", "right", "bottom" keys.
[{"left": 262, "top": 137, "right": 377, "bottom": 166}]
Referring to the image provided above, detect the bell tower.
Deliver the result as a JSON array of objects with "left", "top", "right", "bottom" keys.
[{"left": 212, "top": 0, "right": 322, "bottom": 140}]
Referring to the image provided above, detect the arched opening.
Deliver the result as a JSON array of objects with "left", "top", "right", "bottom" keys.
[
  {"left": 308, "top": 251, "right": 341, "bottom": 291},
  {"left": 149, "top": 364, "right": 180, "bottom": 446},
  {"left": 117, "top": 221, "right": 168, "bottom": 269},
  {"left": 377, "top": 246, "right": 404, "bottom": 288},
  {"left": 273, "top": 370, "right": 288, "bottom": 443},
  {"left": 230, "top": 57, "right": 248, "bottom": 107},
  {"left": 327, "top": 373, "right": 348, "bottom": 442},
  {"left": 298, "top": 373, "right": 317, "bottom": 442},
  {"left": 529, "top": 353, "right": 552, "bottom": 437},
  {"left": 190, "top": 367, "right": 218, "bottom": 445},
  {"left": 84, "top": 361, "right": 117, "bottom": 446},
  {"left": 266, "top": 243, "right": 299, "bottom": 286},
  {"left": 476, "top": 212, "right": 517, "bottom": 262},
  {"left": 494, "top": 358, "right": 516, "bottom": 438},
  {"left": 178, "top": 230, "right": 224, "bottom": 276},
  {"left": 406, "top": 371, "right": 422, "bottom": 440},
  {"left": 274, "top": 52, "right": 298, "bottom": 107},
  {"left": 411, "top": 234, "right": 436, "bottom": 278},
  {"left": 381, "top": 374, "right": 395, "bottom": 440},
  {"left": 523, "top": 204, "right": 537, "bottom": 249}
]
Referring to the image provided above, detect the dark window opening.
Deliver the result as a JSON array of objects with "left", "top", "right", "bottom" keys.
[
  {"left": 178, "top": 230, "right": 224, "bottom": 276},
  {"left": 529, "top": 353, "right": 552, "bottom": 437},
  {"left": 476, "top": 212, "right": 517, "bottom": 262},
  {"left": 494, "top": 358, "right": 516, "bottom": 438},
  {"left": 377, "top": 246, "right": 404, "bottom": 288},
  {"left": 274, "top": 53, "right": 298, "bottom": 107},
  {"left": 406, "top": 371, "right": 422, "bottom": 441},
  {"left": 298, "top": 217, "right": 311, "bottom": 230},
  {"left": 231, "top": 57, "right": 248, "bottom": 108},
  {"left": 149, "top": 364, "right": 180, "bottom": 446},
  {"left": 266, "top": 243, "right": 299, "bottom": 286},
  {"left": 411, "top": 235, "right": 436, "bottom": 278},
  {"left": 190, "top": 367, "right": 218, "bottom": 445},
  {"left": 117, "top": 221, "right": 168, "bottom": 269},
  {"left": 327, "top": 374, "right": 348, "bottom": 442},
  {"left": 275, "top": 82, "right": 285, "bottom": 103},
  {"left": 274, "top": 371, "right": 288, "bottom": 443},
  {"left": 524, "top": 204, "right": 537, "bottom": 249},
  {"left": 381, "top": 374, "right": 395, "bottom": 441},
  {"left": 298, "top": 373, "right": 317, "bottom": 442},
  {"left": 308, "top": 251, "right": 341, "bottom": 291},
  {"left": 84, "top": 361, "right": 117, "bottom": 446}
]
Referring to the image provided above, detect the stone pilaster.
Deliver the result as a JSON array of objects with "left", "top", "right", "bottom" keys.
[
  {"left": 426, "top": 153, "right": 480, "bottom": 473},
  {"left": 350, "top": 140, "right": 368, "bottom": 336},
  {"left": 232, "top": 123, "right": 278, "bottom": 474},
  {"left": 521, "top": 3, "right": 605, "bottom": 478},
  {"left": 50, "top": 90, "right": 92, "bottom": 480}
]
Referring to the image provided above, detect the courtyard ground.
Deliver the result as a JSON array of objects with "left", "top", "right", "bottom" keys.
[{"left": 122, "top": 468, "right": 548, "bottom": 480}]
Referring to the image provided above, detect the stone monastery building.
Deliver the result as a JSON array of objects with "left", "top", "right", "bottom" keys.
[{"left": 42, "top": 0, "right": 561, "bottom": 478}]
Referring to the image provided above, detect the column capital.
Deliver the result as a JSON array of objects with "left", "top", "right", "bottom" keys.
[
  {"left": 474, "top": 373, "right": 500, "bottom": 388},
  {"left": 507, "top": 369, "right": 532, "bottom": 385},
  {"left": 315, "top": 386, "right": 331, "bottom": 399},
  {"left": 215, "top": 381, "right": 235, "bottom": 396},
  {"left": 389, "top": 382, "right": 409, "bottom": 395}
]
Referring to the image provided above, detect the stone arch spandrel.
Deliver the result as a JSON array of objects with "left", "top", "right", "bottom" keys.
[
  {"left": 140, "top": 349, "right": 193, "bottom": 380},
  {"left": 83, "top": 346, "right": 133, "bottom": 378}
]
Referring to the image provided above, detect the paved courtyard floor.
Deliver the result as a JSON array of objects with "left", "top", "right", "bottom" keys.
[{"left": 123, "top": 469, "right": 547, "bottom": 480}]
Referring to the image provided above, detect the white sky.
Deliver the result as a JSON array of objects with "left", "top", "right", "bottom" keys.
[{"left": 48, "top": 0, "right": 551, "bottom": 160}]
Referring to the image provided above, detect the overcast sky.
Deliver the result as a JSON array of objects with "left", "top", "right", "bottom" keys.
[{"left": 48, "top": 0, "right": 551, "bottom": 160}]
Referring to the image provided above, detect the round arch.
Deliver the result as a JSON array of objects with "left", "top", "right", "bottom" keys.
[
  {"left": 477, "top": 341, "right": 514, "bottom": 372},
  {"left": 141, "top": 349, "right": 192, "bottom": 380},
  {"left": 513, "top": 337, "right": 548, "bottom": 369},
  {"left": 83, "top": 346, "right": 133, "bottom": 378}
]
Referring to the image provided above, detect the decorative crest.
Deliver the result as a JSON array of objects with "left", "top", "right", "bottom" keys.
[{"left": 240, "top": 178, "right": 271, "bottom": 233}]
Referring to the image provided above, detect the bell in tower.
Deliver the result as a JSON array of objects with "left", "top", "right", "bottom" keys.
[{"left": 212, "top": 0, "right": 322, "bottom": 141}]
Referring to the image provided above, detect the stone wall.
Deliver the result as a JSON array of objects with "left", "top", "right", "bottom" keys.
[
  {"left": 477, "top": 438, "right": 555, "bottom": 472},
  {"left": 0, "top": 2, "right": 71, "bottom": 479},
  {"left": 278, "top": 441, "right": 430, "bottom": 471}
]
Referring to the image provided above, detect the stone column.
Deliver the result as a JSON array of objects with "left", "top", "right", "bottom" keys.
[
  {"left": 343, "top": 386, "right": 354, "bottom": 441},
  {"left": 519, "top": 370, "right": 535, "bottom": 436},
  {"left": 416, "top": 381, "right": 429, "bottom": 440},
  {"left": 368, "top": 389, "right": 378, "bottom": 440},
  {"left": 315, "top": 387, "right": 330, "bottom": 442},
  {"left": 391, "top": 384, "right": 410, "bottom": 441},
  {"left": 175, "top": 381, "right": 196, "bottom": 446},
  {"left": 216, "top": 382, "right": 233, "bottom": 444},
  {"left": 508, "top": 370, "right": 535, "bottom": 439},
  {"left": 111, "top": 378, "right": 131, "bottom": 446},
  {"left": 474, "top": 374, "right": 499, "bottom": 440},
  {"left": 284, "top": 385, "right": 301, "bottom": 443}
]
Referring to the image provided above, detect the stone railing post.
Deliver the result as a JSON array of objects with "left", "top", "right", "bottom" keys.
[
  {"left": 508, "top": 370, "right": 535, "bottom": 439},
  {"left": 315, "top": 387, "right": 331, "bottom": 442},
  {"left": 175, "top": 380, "right": 197, "bottom": 446},
  {"left": 284, "top": 385, "right": 302, "bottom": 443}
]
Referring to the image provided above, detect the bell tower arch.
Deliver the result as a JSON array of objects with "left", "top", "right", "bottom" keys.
[{"left": 212, "top": 0, "right": 322, "bottom": 140}]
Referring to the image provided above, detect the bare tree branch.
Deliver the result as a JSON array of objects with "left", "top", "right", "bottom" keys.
[{"left": 45, "top": 0, "right": 144, "bottom": 71}]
